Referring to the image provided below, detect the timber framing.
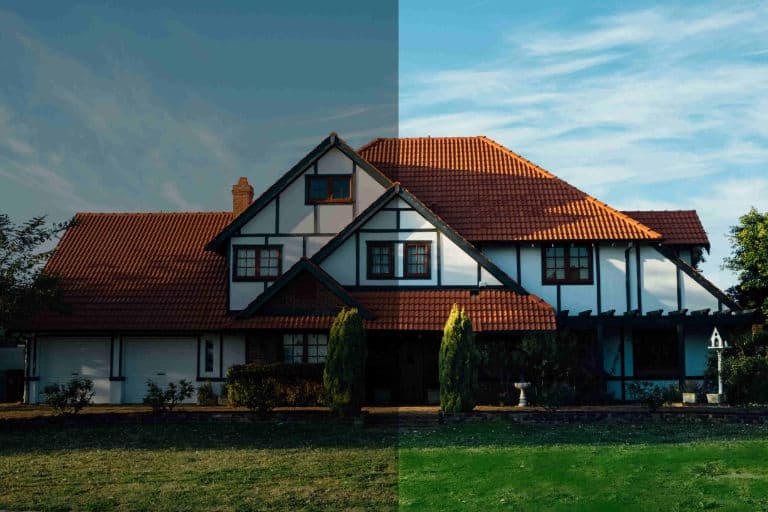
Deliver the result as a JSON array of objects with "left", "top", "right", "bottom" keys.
[
  {"left": 206, "top": 132, "right": 392, "bottom": 252},
  {"left": 310, "top": 184, "right": 528, "bottom": 294},
  {"left": 236, "top": 258, "right": 374, "bottom": 320}
]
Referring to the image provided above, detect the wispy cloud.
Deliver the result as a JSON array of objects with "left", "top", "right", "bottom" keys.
[{"left": 400, "top": 1, "right": 768, "bottom": 288}]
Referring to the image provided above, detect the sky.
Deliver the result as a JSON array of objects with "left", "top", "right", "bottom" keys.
[{"left": 1, "top": 1, "right": 766, "bottom": 291}]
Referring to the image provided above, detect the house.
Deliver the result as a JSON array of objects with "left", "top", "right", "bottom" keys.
[{"left": 26, "top": 133, "right": 754, "bottom": 404}]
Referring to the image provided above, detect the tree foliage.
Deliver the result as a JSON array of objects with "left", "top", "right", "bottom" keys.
[
  {"left": 0, "top": 213, "right": 74, "bottom": 340},
  {"left": 723, "top": 207, "right": 768, "bottom": 319},
  {"left": 439, "top": 304, "right": 479, "bottom": 413},
  {"left": 323, "top": 307, "right": 367, "bottom": 415}
]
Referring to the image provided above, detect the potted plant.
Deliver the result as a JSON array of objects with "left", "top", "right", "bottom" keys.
[{"left": 681, "top": 380, "right": 699, "bottom": 405}]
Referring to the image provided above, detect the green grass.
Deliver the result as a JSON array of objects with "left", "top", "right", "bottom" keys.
[
  {"left": 2, "top": 421, "right": 768, "bottom": 511},
  {"left": 398, "top": 422, "right": 768, "bottom": 511}
]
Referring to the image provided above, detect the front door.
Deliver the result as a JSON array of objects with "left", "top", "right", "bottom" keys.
[{"left": 398, "top": 338, "right": 424, "bottom": 404}]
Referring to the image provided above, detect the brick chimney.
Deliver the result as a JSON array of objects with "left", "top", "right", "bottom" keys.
[{"left": 232, "top": 177, "right": 253, "bottom": 215}]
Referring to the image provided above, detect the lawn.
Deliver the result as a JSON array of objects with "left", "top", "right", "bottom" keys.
[
  {"left": 2, "top": 420, "right": 768, "bottom": 511},
  {"left": 398, "top": 422, "right": 768, "bottom": 511}
]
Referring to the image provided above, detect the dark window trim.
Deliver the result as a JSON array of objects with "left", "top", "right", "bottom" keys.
[
  {"left": 232, "top": 244, "right": 283, "bottom": 282},
  {"left": 366, "top": 241, "right": 395, "bottom": 279},
  {"left": 305, "top": 174, "right": 353, "bottom": 204},
  {"left": 541, "top": 244, "right": 594, "bottom": 285},
  {"left": 404, "top": 241, "right": 432, "bottom": 279},
  {"left": 283, "top": 333, "right": 328, "bottom": 364}
]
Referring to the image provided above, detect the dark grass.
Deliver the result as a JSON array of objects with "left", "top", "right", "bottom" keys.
[
  {"left": 0, "top": 422, "right": 398, "bottom": 512},
  {"left": 2, "top": 420, "right": 768, "bottom": 511}
]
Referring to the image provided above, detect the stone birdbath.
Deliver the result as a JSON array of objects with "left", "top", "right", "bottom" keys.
[{"left": 514, "top": 382, "right": 531, "bottom": 407}]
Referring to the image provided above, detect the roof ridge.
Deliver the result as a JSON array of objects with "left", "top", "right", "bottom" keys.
[{"left": 74, "top": 211, "right": 232, "bottom": 217}]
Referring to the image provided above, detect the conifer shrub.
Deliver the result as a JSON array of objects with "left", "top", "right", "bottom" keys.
[
  {"left": 323, "top": 307, "right": 367, "bottom": 415},
  {"left": 439, "top": 304, "right": 479, "bottom": 413}
]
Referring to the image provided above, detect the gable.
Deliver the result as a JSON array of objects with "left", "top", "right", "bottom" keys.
[
  {"left": 256, "top": 270, "right": 349, "bottom": 316},
  {"left": 206, "top": 133, "right": 391, "bottom": 251},
  {"left": 312, "top": 186, "right": 524, "bottom": 292}
]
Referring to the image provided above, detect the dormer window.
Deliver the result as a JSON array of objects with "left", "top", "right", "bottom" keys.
[
  {"left": 306, "top": 175, "right": 352, "bottom": 204},
  {"left": 233, "top": 245, "right": 282, "bottom": 281}
]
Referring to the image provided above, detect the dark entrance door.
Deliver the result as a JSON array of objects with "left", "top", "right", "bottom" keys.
[{"left": 398, "top": 337, "right": 424, "bottom": 403}]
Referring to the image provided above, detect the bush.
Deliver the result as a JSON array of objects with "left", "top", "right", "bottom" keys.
[
  {"left": 143, "top": 379, "right": 194, "bottom": 413},
  {"left": 627, "top": 381, "right": 675, "bottom": 412},
  {"left": 227, "top": 363, "right": 325, "bottom": 411},
  {"left": 439, "top": 304, "right": 479, "bottom": 413},
  {"left": 537, "top": 382, "right": 576, "bottom": 411},
  {"left": 42, "top": 378, "right": 94, "bottom": 415},
  {"left": 324, "top": 308, "right": 367, "bottom": 415},
  {"left": 706, "top": 329, "right": 768, "bottom": 405},
  {"left": 196, "top": 380, "right": 218, "bottom": 406}
]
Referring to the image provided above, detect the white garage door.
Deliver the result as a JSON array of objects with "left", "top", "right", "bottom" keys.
[
  {"left": 37, "top": 338, "right": 111, "bottom": 403},
  {"left": 123, "top": 338, "right": 197, "bottom": 404}
]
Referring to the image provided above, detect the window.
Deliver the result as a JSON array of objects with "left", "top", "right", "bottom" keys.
[
  {"left": 404, "top": 242, "right": 431, "bottom": 278},
  {"left": 367, "top": 242, "right": 395, "bottom": 278},
  {"left": 542, "top": 245, "right": 592, "bottom": 284},
  {"left": 204, "top": 340, "right": 214, "bottom": 372},
  {"left": 632, "top": 330, "right": 680, "bottom": 379},
  {"left": 282, "top": 334, "right": 328, "bottom": 364},
  {"left": 305, "top": 175, "right": 352, "bottom": 204},
  {"left": 233, "top": 245, "right": 282, "bottom": 281}
]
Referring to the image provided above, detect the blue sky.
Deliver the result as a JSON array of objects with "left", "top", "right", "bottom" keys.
[{"left": 1, "top": 1, "right": 766, "bottom": 290}]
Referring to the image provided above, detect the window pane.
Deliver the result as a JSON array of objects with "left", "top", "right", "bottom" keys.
[
  {"left": 205, "top": 341, "right": 214, "bottom": 372},
  {"left": 331, "top": 177, "right": 350, "bottom": 199},
  {"left": 309, "top": 178, "right": 328, "bottom": 200}
]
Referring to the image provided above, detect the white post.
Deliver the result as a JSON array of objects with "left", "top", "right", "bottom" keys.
[{"left": 717, "top": 349, "right": 723, "bottom": 395}]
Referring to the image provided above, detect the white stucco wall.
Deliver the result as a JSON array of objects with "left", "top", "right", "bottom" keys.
[{"left": 640, "top": 245, "right": 678, "bottom": 312}]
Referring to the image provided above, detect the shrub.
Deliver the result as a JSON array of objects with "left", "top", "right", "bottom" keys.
[
  {"left": 537, "top": 382, "right": 576, "bottom": 411},
  {"left": 227, "top": 363, "right": 325, "bottom": 411},
  {"left": 324, "top": 308, "right": 367, "bottom": 415},
  {"left": 627, "top": 381, "right": 671, "bottom": 412},
  {"left": 439, "top": 304, "right": 479, "bottom": 413},
  {"left": 42, "top": 378, "right": 94, "bottom": 415},
  {"left": 143, "top": 379, "right": 194, "bottom": 414},
  {"left": 706, "top": 329, "right": 768, "bottom": 405},
  {"left": 196, "top": 380, "right": 218, "bottom": 406}
]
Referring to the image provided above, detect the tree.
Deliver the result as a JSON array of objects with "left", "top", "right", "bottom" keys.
[
  {"left": 0, "top": 214, "right": 73, "bottom": 341},
  {"left": 439, "top": 304, "right": 479, "bottom": 413},
  {"left": 323, "top": 307, "right": 367, "bottom": 415},
  {"left": 723, "top": 208, "right": 768, "bottom": 320}
]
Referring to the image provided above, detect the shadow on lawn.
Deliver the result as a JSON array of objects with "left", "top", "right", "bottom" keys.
[
  {"left": 2, "top": 419, "right": 767, "bottom": 455},
  {"left": 0, "top": 422, "right": 399, "bottom": 455}
]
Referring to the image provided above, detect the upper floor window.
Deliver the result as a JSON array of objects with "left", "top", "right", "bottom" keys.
[
  {"left": 367, "top": 242, "right": 395, "bottom": 278},
  {"left": 542, "top": 245, "right": 592, "bottom": 284},
  {"left": 204, "top": 340, "right": 214, "bottom": 372},
  {"left": 305, "top": 175, "right": 352, "bottom": 204},
  {"left": 404, "top": 242, "right": 431, "bottom": 278},
  {"left": 367, "top": 240, "right": 433, "bottom": 280},
  {"left": 233, "top": 245, "right": 282, "bottom": 281}
]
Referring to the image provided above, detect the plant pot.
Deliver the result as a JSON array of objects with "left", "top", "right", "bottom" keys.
[
  {"left": 706, "top": 393, "right": 724, "bottom": 405},
  {"left": 682, "top": 392, "right": 697, "bottom": 404}
]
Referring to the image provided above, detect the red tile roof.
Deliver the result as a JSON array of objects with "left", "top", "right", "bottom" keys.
[
  {"left": 238, "top": 290, "right": 555, "bottom": 332},
  {"left": 34, "top": 213, "right": 554, "bottom": 333},
  {"left": 35, "top": 212, "right": 235, "bottom": 332},
  {"left": 358, "top": 136, "right": 662, "bottom": 242},
  {"left": 622, "top": 210, "right": 709, "bottom": 247},
  {"left": 353, "top": 289, "right": 555, "bottom": 332}
]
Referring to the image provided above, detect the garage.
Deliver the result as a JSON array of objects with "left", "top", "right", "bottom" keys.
[
  {"left": 123, "top": 338, "right": 198, "bottom": 403},
  {"left": 37, "top": 338, "right": 111, "bottom": 403}
]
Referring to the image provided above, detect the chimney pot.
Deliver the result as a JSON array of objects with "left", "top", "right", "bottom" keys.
[{"left": 232, "top": 177, "right": 254, "bottom": 215}]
